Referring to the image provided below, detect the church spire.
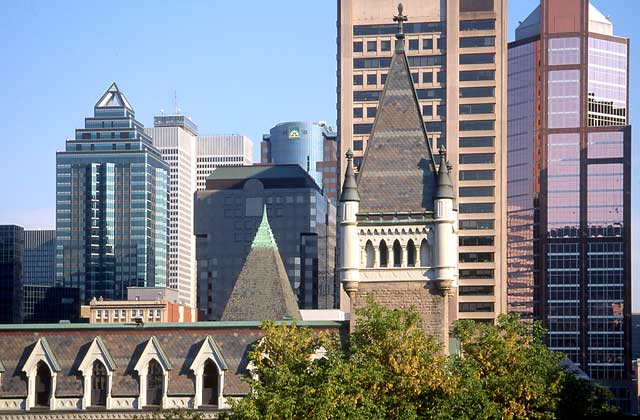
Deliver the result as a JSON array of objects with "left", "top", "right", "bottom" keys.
[
  {"left": 252, "top": 205, "right": 278, "bottom": 249},
  {"left": 435, "top": 146, "right": 455, "bottom": 200},
  {"left": 340, "top": 149, "right": 360, "bottom": 203},
  {"left": 393, "top": 3, "right": 408, "bottom": 52}
]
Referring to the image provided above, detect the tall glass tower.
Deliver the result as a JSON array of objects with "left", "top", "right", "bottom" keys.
[{"left": 55, "top": 83, "right": 169, "bottom": 304}]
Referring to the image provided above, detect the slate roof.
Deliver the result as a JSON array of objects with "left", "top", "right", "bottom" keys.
[
  {"left": 0, "top": 321, "right": 344, "bottom": 398},
  {"left": 356, "top": 34, "right": 437, "bottom": 214},
  {"left": 221, "top": 207, "right": 301, "bottom": 322}
]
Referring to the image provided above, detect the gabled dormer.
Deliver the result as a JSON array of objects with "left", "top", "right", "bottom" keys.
[
  {"left": 190, "top": 336, "right": 228, "bottom": 408},
  {"left": 22, "top": 337, "right": 61, "bottom": 410},
  {"left": 78, "top": 337, "right": 117, "bottom": 409}
]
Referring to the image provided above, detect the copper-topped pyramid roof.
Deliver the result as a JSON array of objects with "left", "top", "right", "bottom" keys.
[
  {"left": 221, "top": 206, "right": 301, "bottom": 321},
  {"left": 355, "top": 4, "right": 438, "bottom": 214}
]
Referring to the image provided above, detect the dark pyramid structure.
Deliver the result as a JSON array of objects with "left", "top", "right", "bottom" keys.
[
  {"left": 356, "top": 26, "right": 438, "bottom": 214},
  {"left": 221, "top": 206, "right": 301, "bottom": 321}
]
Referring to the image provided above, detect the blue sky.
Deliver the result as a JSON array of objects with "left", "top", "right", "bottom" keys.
[{"left": 0, "top": 1, "right": 638, "bottom": 304}]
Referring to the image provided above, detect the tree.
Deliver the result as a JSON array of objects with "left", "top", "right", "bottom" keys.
[{"left": 556, "top": 374, "right": 620, "bottom": 419}]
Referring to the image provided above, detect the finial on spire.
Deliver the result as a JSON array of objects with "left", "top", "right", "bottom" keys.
[
  {"left": 346, "top": 148, "right": 354, "bottom": 160},
  {"left": 393, "top": 3, "right": 408, "bottom": 37}
]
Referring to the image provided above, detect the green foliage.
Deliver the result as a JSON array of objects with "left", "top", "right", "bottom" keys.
[
  {"left": 223, "top": 301, "right": 619, "bottom": 420},
  {"left": 140, "top": 409, "right": 204, "bottom": 420}
]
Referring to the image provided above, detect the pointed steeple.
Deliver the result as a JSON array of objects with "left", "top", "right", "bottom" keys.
[
  {"left": 393, "top": 3, "right": 408, "bottom": 52},
  {"left": 340, "top": 149, "right": 360, "bottom": 202},
  {"left": 221, "top": 206, "right": 301, "bottom": 321},
  {"left": 435, "top": 146, "right": 454, "bottom": 200},
  {"left": 95, "top": 82, "right": 133, "bottom": 111},
  {"left": 356, "top": 5, "right": 437, "bottom": 214}
]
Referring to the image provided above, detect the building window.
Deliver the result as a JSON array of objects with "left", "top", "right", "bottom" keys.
[
  {"left": 91, "top": 360, "right": 108, "bottom": 407},
  {"left": 460, "top": 87, "right": 495, "bottom": 98},
  {"left": 460, "top": 0, "right": 494, "bottom": 12},
  {"left": 353, "top": 140, "right": 364, "bottom": 151},
  {"left": 460, "top": 269, "right": 494, "bottom": 279},
  {"left": 412, "top": 72, "right": 419, "bottom": 83},
  {"left": 202, "top": 360, "right": 219, "bottom": 406},
  {"left": 420, "top": 239, "right": 430, "bottom": 267},
  {"left": 393, "top": 240, "right": 402, "bottom": 267},
  {"left": 353, "top": 41, "right": 363, "bottom": 53},
  {"left": 459, "top": 203, "right": 494, "bottom": 214},
  {"left": 353, "top": 124, "right": 373, "bottom": 135},
  {"left": 460, "top": 53, "right": 495, "bottom": 65},
  {"left": 459, "top": 219, "right": 494, "bottom": 230},
  {"left": 423, "top": 39, "right": 433, "bottom": 50},
  {"left": 367, "top": 107, "right": 377, "bottom": 118},
  {"left": 459, "top": 170, "right": 494, "bottom": 181},
  {"left": 147, "top": 359, "right": 163, "bottom": 406},
  {"left": 422, "top": 105, "right": 433, "bottom": 116},
  {"left": 407, "top": 240, "right": 416, "bottom": 267},
  {"left": 35, "top": 362, "right": 52, "bottom": 408},
  {"left": 460, "top": 252, "right": 494, "bottom": 263},
  {"left": 380, "top": 74, "right": 387, "bottom": 85},
  {"left": 459, "top": 286, "right": 494, "bottom": 296},
  {"left": 409, "top": 39, "right": 419, "bottom": 50},
  {"left": 381, "top": 40, "right": 391, "bottom": 51},
  {"left": 437, "top": 37, "right": 446, "bottom": 50},
  {"left": 422, "top": 72, "right": 433, "bottom": 84},
  {"left": 459, "top": 186, "right": 495, "bottom": 197},
  {"left": 459, "top": 302, "right": 494, "bottom": 312},
  {"left": 459, "top": 236, "right": 494, "bottom": 246},
  {"left": 460, "top": 36, "right": 495, "bottom": 48},
  {"left": 459, "top": 153, "right": 495, "bottom": 164},
  {"left": 460, "top": 19, "right": 495, "bottom": 31},
  {"left": 366, "top": 74, "right": 377, "bottom": 85},
  {"left": 353, "top": 74, "right": 363, "bottom": 85},
  {"left": 416, "top": 88, "right": 446, "bottom": 100},
  {"left": 353, "top": 107, "right": 363, "bottom": 118},
  {"left": 367, "top": 40, "right": 377, "bottom": 52},
  {"left": 459, "top": 136, "right": 494, "bottom": 148},
  {"left": 379, "top": 240, "right": 389, "bottom": 267},
  {"left": 459, "top": 103, "right": 495, "bottom": 115},
  {"left": 365, "top": 240, "right": 375, "bottom": 268},
  {"left": 460, "top": 70, "right": 495, "bottom": 81}
]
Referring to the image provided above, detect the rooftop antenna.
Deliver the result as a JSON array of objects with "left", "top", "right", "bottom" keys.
[{"left": 174, "top": 90, "right": 180, "bottom": 115}]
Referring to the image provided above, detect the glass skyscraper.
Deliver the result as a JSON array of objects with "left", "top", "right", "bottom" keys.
[
  {"left": 55, "top": 83, "right": 169, "bottom": 305},
  {"left": 508, "top": 1, "right": 632, "bottom": 410},
  {"left": 0, "top": 225, "right": 24, "bottom": 323}
]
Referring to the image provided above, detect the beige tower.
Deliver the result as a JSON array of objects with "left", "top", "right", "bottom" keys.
[
  {"left": 338, "top": 9, "right": 458, "bottom": 351},
  {"left": 338, "top": 0, "right": 507, "bottom": 322}
]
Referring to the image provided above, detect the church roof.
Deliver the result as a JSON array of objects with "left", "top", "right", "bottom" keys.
[
  {"left": 221, "top": 207, "right": 301, "bottom": 321},
  {"left": 95, "top": 82, "right": 133, "bottom": 111},
  {"left": 355, "top": 19, "right": 437, "bottom": 214}
]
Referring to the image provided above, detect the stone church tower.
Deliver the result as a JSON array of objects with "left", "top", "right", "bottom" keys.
[{"left": 338, "top": 5, "right": 458, "bottom": 352}]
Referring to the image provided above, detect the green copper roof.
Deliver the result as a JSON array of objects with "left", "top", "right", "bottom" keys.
[{"left": 252, "top": 206, "right": 277, "bottom": 249}]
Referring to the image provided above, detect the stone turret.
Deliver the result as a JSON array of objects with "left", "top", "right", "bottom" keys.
[
  {"left": 338, "top": 149, "right": 360, "bottom": 319},
  {"left": 433, "top": 146, "right": 457, "bottom": 296}
]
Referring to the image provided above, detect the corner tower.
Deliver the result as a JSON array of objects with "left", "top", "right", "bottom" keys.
[{"left": 338, "top": 4, "right": 458, "bottom": 351}]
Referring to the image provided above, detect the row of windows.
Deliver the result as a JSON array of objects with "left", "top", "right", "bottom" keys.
[
  {"left": 354, "top": 71, "right": 445, "bottom": 86},
  {"left": 353, "top": 54, "right": 444, "bottom": 69},
  {"left": 459, "top": 169, "right": 494, "bottom": 181},
  {"left": 352, "top": 19, "right": 494, "bottom": 36},
  {"left": 353, "top": 38, "right": 444, "bottom": 53},
  {"left": 459, "top": 285, "right": 494, "bottom": 296},
  {"left": 460, "top": 186, "right": 495, "bottom": 197},
  {"left": 459, "top": 202, "right": 495, "bottom": 213},
  {"left": 460, "top": 302, "right": 494, "bottom": 312},
  {"left": 459, "top": 236, "right": 494, "bottom": 247},
  {"left": 459, "top": 252, "right": 494, "bottom": 263}
]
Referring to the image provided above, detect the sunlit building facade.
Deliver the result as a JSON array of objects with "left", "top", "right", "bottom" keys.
[
  {"left": 55, "top": 83, "right": 169, "bottom": 305},
  {"left": 507, "top": 0, "right": 632, "bottom": 409}
]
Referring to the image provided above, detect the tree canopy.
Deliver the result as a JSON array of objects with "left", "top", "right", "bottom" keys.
[{"left": 222, "top": 299, "right": 618, "bottom": 420}]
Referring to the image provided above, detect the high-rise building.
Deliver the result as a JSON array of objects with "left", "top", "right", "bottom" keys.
[
  {"left": 145, "top": 115, "right": 198, "bottom": 308},
  {"left": 196, "top": 135, "right": 253, "bottom": 190},
  {"left": 194, "top": 164, "right": 337, "bottom": 320},
  {"left": 507, "top": 0, "right": 632, "bottom": 409},
  {"left": 0, "top": 225, "right": 24, "bottom": 323},
  {"left": 338, "top": 0, "right": 508, "bottom": 321},
  {"left": 23, "top": 230, "right": 56, "bottom": 286},
  {"left": 261, "top": 121, "right": 338, "bottom": 202},
  {"left": 146, "top": 115, "right": 255, "bottom": 308},
  {"left": 56, "top": 83, "right": 169, "bottom": 305}
]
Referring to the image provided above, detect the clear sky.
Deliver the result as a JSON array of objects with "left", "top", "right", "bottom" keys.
[{"left": 0, "top": 1, "right": 638, "bottom": 305}]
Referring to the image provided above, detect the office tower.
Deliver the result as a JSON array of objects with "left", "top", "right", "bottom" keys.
[
  {"left": 338, "top": 0, "right": 508, "bottom": 321},
  {"left": 194, "top": 165, "right": 336, "bottom": 320},
  {"left": 23, "top": 230, "right": 56, "bottom": 286},
  {"left": 508, "top": 0, "right": 632, "bottom": 409},
  {"left": 146, "top": 115, "right": 198, "bottom": 309},
  {"left": 196, "top": 135, "right": 253, "bottom": 190},
  {"left": 0, "top": 225, "right": 24, "bottom": 323},
  {"left": 56, "top": 83, "right": 169, "bottom": 305},
  {"left": 261, "top": 121, "right": 338, "bottom": 202}
]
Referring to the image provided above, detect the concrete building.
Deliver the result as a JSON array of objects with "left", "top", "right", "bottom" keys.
[
  {"left": 261, "top": 121, "right": 338, "bottom": 202},
  {"left": 85, "top": 287, "right": 196, "bottom": 324},
  {"left": 507, "top": 0, "right": 632, "bottom": 411},
  {"left": 0, "top": 225, "right": 24, "bottom": 324},
  {"left": 194, "top": 164, "right": 337, "bottom": 320},
  {"left": 56, "top": 83, "right": 169, "bottom": 305},
  {"left": 338, "top": 15, "right": 458, "bottom": 352},
  {"left": 196, "top": 135, "right": 253, "bottom": 190},
  {"left": 338, "top": 0, "right": 508, "bottom": 322}
]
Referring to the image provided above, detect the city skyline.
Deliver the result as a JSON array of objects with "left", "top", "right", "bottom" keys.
[{"left": 0, "top": 1, "right": 638, "bottom": 307}]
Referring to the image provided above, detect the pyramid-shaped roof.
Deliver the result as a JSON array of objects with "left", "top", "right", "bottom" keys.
[
  {"left": 356, "top": 31, "right": 437, "bottom": 214},
  {"left": 95, "top": 82, "right": 133, "bottom": 111},
  {"left": 221, "top": 206, "right": 301, "bottom": 321}
]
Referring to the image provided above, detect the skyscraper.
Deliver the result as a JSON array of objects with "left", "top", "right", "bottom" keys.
[
  {"left": 338, "top": 0, "right": 508, "bottom": 321},
  {"left": 194, "top": 165, "right": 337, "bottom": 320},
  {"left": 56, "top": 83, "right": 169, "bottom": 305},
  {"left": 23, "top": 230, "right": 56, "bottom": 286},
  {"left": 146, "top": 114, "right": 254, "bottom": 309},
  {"left": 0, "top": 225, "right": 24, "bottom": 323},
  {"left": 261, "top": 121, "right": 338, "bottom": 202},
  {"left": 507, "top": 0, "right": 632, "bottom": 409}
]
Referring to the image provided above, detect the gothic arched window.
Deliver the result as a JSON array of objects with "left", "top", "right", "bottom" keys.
[
  {"left": 91, "top": 360, "right": 108, "bottom": 407},
  {"left": 35, "top": 361, "right": 52, "bottom": 408},
  {"left": 202, "top": 359, "right": 219, "bottom": 406},
  {"left": 420, "top": 239, "right": 430, "bottom": 267},
  {"left": 379, "top": 240, "right": 388, "bottom": 267},
  {"left": 393, "top": 240, "right": 402, "bottom": 267},
  {"left": 147, "top": 359, "right": 163, "bottom": 406},
  {"left": 365, "top": 240, "right": 375, "bottom": 268},
  {"left": 407, "top": 240, "right": 416, "bottom": 267}
]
